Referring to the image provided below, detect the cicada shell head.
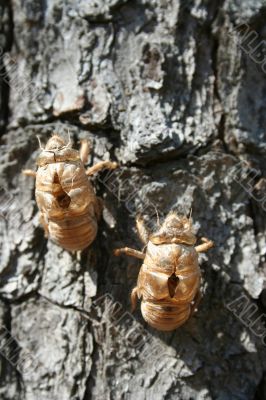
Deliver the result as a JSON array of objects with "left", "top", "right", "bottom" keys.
[
  {"left": 45, "top": 134, "right": 67, "bottom": 150},
  {"left": 37, "top": 133, "right": 80, "bottom": 167},
  {"left": 149, "top": 211, "right": 196, "bottom": 246}
]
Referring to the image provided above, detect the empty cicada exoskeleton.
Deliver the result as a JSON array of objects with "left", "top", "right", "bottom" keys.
[
  {"left": 114, "top": 212, "right": 214, "bottom": 331},
  {"left": 23, "top": 133, "right": 118, "bottom": 251}
]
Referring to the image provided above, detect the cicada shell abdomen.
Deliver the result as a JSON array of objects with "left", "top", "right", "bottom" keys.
[{"left": 138, "top": 242, "right": 201, "bottom": 331}]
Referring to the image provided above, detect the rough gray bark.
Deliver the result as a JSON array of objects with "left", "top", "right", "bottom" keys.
[{"left": 0, "top": 1, "right": 266, "bottom": 399}]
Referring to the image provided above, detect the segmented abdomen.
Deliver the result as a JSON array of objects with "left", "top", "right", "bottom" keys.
[
  {"left": 48, "top": 213, "right": 97, "bottom": 251},
  {"left": 141, "top": 301, "right": 191, "bottom": 331}
]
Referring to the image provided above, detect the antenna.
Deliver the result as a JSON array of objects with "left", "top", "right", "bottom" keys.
[
  {"left": 60, "top": 129, "right": 72, "bottom": 150},
  {"left": 36, "top": 135, "right": 45, "bottom": 151},
  {"left": 65, "top": 129, "right": 71, "bottom": 148},
  {"left": 189, "top": 207, "right": 193, "bottom": 225},
  {"left": 154, "top": 205, "right": 160, "bottom": 227}
]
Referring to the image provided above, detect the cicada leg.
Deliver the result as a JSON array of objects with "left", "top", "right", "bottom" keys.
[
  {"left": 39, "top": 212, "right": 49, "bottom": 238},
  {"left": 190, "top": 290, "right": 202, "bottom": 316},
  {"left": 131, "top": 287, "right": 139, "bottom": 312},
  {"left": 86, "top": 161, "right": 118, "bottom": 176},
  {"left": 79, "top": 139, "right": 91, "bottom": 164},
  {"left": 114, "top": 247, "right": 145, "bottom": 260},
  {"left": 22, "top": 169, "right": 36, "bottom": 178},
  {"left": 195, "top": 237, "right": 214, "bottom": 253},
  {"left": 136, "top": 215, "right": 150, "bottom": 245}
]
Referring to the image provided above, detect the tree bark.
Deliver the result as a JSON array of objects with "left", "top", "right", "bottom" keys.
[{"left": 0, "top": 1, "right": 266, "bottom": 399}]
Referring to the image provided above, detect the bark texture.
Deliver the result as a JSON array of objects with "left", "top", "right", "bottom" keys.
[{"left": 0, "top": 1, "right": 266, "bottom": 399}]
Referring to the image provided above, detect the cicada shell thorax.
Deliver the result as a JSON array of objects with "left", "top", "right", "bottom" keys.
[
  {"left": 35, "top": 135, "right": 100, "bottom": 251},
  {"left": 137, "top": 213, "right": 201, "bottom": 331}
]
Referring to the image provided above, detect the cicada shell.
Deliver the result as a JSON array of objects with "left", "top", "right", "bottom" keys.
[
  {"left": 23, "top": 134, "right": 117, "bottom": 251},
  {"left": 115, "top": 212, "right": 214, "bottom": 331}
]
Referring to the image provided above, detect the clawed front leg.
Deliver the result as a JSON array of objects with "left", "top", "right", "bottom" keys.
[
  {"left": 86, "top": 161, "right": 118, "bottom": 176},
  {"left": 79, "top": 139, "right": 91, "bottom": 164},
  {"left": 195, "top": 237, "right": 214, "bottom": 253},
  {"left": 114, "top": 247, "right": 145, "bottom": 260},
  {"left": 39, "top": 212, "right": 49, "bottom": 238},
  {"left": 136, "top": 215, "right": 150, "bottom": 245},
  {"left": 190, "top": 290, "right": 202, "bottom": 316},
  {"left": 131, "top": 287, "right": 139, "bottom": 312},
  {"left": 22, "top": 169, "right": 36, "bottom": 178},
  {"left": 94, "top": 197, "right": 103, "bottom": 221}
]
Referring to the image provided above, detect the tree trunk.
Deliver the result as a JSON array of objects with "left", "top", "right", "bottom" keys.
[{"left": 1, "top": 1, "right": 266, "bottom": 399}]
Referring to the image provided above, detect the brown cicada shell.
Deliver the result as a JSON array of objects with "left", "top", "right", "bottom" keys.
[
  {"left": 23, "top": 134, "right": 117, "bottom": 251},
  {"left": 114, "top": 212, "right": 214, "bottom": 331}
]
